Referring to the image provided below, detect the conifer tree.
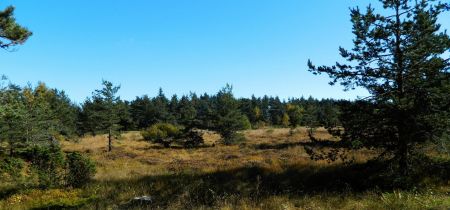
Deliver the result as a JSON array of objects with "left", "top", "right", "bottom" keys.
[
  {"left": 212, "top": 85, "right": 251, "bottom": 145},
  {"left": 129, "top": 95, "right": 154, "bottom": 129},
  {"left": 152, "top": 88, "right": 173, "bottom": 123},
  {"left": 0, "top": 81, "right": 27, "bottom": 156},
  {"left": 177, "top": 95, "right": 197, "bottom": 128},
  {"left": 82, "top": 80, "right": 122, "bottom": 152},
  {"left": 308, "top": 0, "right": 450, "bottom": 175},
  {"left": 0, "top": 6, "right": 32, "bottom": 49}
]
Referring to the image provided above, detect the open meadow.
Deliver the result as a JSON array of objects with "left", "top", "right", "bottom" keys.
[
  {"left": 1, "top": 0, "right": 450, "bottom": 209},
  {"left": 1, "top": 128, "right": 449, "bottom": 209}
]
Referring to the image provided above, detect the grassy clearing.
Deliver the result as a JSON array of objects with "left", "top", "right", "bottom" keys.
[{"left": 1, "top": 128, "right": 449, "bottom": 209}]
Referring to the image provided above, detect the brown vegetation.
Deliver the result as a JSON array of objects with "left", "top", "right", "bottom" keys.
[{"left": 1, "top": 128, "right": 449, "bottom": 209}]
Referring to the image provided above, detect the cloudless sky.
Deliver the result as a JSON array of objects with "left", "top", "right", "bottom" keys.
[{"left": 1, "top": 0, "right": 449, "bottom": 103}]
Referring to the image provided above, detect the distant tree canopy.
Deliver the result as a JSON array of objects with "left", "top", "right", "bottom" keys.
[
  {"left": 308, "top": 0, "right": 450, "bottom": 175},
  {"left": 0, "top": 6, "right": 32, "bottom": 49},
  {"left": 126, "top": 89, "right": 340, "bottom": 132},
  {"left": 75, "top": 82, "right": 342, "bottom": 146}
]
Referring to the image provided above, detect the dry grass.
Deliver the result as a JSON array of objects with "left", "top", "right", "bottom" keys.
[
  {"left": 60, "top": 128, "right": 370, "bottom": 181},
  {"left": 1, "top": 127, "right": 449, "bottom": 209}
]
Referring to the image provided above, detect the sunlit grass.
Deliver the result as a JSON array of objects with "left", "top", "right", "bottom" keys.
[{"left": 1, "top": 128, "right": 449, "bottom": 209}]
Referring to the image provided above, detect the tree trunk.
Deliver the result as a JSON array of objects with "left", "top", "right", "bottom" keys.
[
  {"left": 108, "top": 128, "right": 112, "bottom": 152},
  {"left": 394, "top": 2, "right": 408, "bottom": 176}
]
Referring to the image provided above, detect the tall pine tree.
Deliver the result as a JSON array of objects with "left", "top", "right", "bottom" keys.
[
  {"left": 82, "top": 80, "right": 122, "bottom": 152},
  {"left": 308, "top": 0, "right": 450, "bottom": 175}
]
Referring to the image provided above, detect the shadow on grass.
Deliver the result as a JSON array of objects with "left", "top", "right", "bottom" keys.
[
  {"left": 87, "top": 158, "right": 450, "bottom": 209},
  {"left": 2, "top": 157, "right": 448, "bottom": 209},
  {"left": 0, "top": 186, "right": 20, "bottom": 200}
]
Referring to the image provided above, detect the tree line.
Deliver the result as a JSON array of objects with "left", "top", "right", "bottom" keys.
[
  {"left": 1, "top": 77, "right": 343, "bottom": 154},
  {"left": 79, "top": 83, "right": 341, "bottom": 135}
]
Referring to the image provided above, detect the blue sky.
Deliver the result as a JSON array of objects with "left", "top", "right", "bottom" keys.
[{"left": 1, "top": 0, "right": 449, "bottom": 103}]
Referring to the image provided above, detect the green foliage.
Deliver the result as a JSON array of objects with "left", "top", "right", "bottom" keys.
[
  {"left": 308, "top": 0, "right": 450, "bottom": 175},
  {"left": 281, "top": 113, "right": 290, "bottom": 127},
  {"left": 80, "top": 80, "right": 122, "bottom": 151},
  {"left": 26, "top": 144, "right": 65, "bottom": 189},
  {"left": 180, "top": 129, "right": 205, "bottom": 148},
  {"left": 8, "top": 145, "right": 96, "bottom": 189},
  {"left": 0, "top": 79, "right": 97, "bottom": 190},
  {"left": 0, "top": 81, "right": 79, "bottom": 156},
  {"left": 286, "top": 103, "right": 304, "bottom": 127},
  {"left": 0, "top": 157, "right": 24, "bottom": 182},
  {"left": 212, "top": 85, "right": 249, "bottom": 145},
  {"left": 0, "top": 83, "right": 27, "bottom": 155},
  {"left": 141, "top": 123, "right": 206, "bottom": 148},
  {"left": 176, "top": 95, "right": 197, "bottom": 128},
  {"left": 0, "top": 6, "right": 32, "bottom": 49},
  {"left": 222, "top": 132, "right": 246, "bottom": 145},
  {"left": 123, "top": 86, "right": 342, "bottom": 133},
  {"left": 141, "top": 123, "right": 181, "bottom": 147},
  {"left": 65, "top": 152, "right": 96, "bottom": 188}
]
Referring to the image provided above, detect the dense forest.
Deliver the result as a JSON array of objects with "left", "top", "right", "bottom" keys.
[{"left": 1, "top": 78, "right": 341, "bottom": 144}]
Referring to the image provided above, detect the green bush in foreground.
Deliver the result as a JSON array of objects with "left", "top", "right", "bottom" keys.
[
  {"left": 26, "top": 144, "right": 66, "bottom": 189},
  {"left": 11, "top": 144, "right": 96, "bottom": 189},
  {"left": 65, "top": 152, "right": 96, "bottom": 188},
  {"left": 0, "top": 157, "right": 24, "bottom": 182}
]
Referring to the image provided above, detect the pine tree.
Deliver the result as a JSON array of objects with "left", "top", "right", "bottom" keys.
[
  {"left": 129, "top": 95, "right": 154, "bottom": 129},
  {"left": 0, "top": 82, "right": 27, "bottom": 156},
  {"left": 194, "top": 93, "right": 214, "bottom": 129},
  {"left": 308, "top": 0, "right": 450, "bottom": 175},
  {"left": 212, "top": 84, "right": 250, "bottom": 145},
  {"left": 22, "top": 83, "right": 59, "bottom": 146},
  {"left": 0, "top": 6, "right": 32, "bottom": 49},
  {"left": 82, "top": 80, "right": 122, "bottom": 152},
  {"left": 152, "top": 88, "right": 173, "bottom": 123},
  {"left": 116, "top": 100, "right": 134, "bottom": 131},
  {"left": 177, "top": 95, "right": 197, "bottom": 128}
]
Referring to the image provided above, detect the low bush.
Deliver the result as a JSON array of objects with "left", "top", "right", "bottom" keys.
[
  {"left": 222, "top": 132, "right": 246, "bottom": 145},
  {"left": 14, "top": 143, "right": 96, "bottom": 189},
  {"left": 141, "top": 123, "right": 181, "bottom": 147},
  {"left": 0, "top": 157, "right": 24, "bottom": 182},
  {"left": 26, "top": 144, "right": 65, "bottom": 189},
  {"left": 65, "top": 152, "right": 96, "bottom": 188},
  {"left": 180, "top": 129, "right": 205, "bottom": 148}
]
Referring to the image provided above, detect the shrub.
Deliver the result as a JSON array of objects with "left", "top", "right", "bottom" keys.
[
  {"left": 65, "top": 152, "right": 96, "bottom": 188},
  {"left": 26, "top": 144, "right": 66, "bottom": 189},
  {"left": 0, "top": 157, "right": 24, "bottom": 182},
  {"left": 141, "top": 123, "right": 181, "bottom": 148},
  {"left": 212, "top": 85, "right": 250, "bottom": 145},
  {"left": 216, "top": 115, "right": 251, "bottom": 145},
  {"left": 222, "top": 132, "right": 246, "bottom": 145},
  {"left": 240, "top": 115, "right": 252, "bottom": 130},
  {"left": 180, "top": 129, "right": 205, "bottom": 148}
]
